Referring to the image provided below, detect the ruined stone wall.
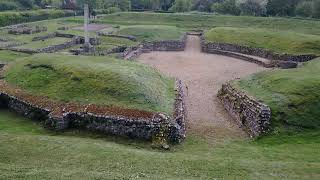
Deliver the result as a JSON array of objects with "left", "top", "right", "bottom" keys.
[
  {"left": 201, "top": 34, "right": 317, "bottom": 62},
  {"left": 0, "top": 80, "right": 187, "bottom": 144},
  {"left": 217, "top": 83, "right": 271, "bottom": 138},
  {"left": 122, "top": 34, "right": 187, "bottom": 60}
]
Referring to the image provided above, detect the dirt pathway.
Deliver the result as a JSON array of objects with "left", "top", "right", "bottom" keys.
[{"left": 138, "top": 35, "right": 266, "bottom": 139}]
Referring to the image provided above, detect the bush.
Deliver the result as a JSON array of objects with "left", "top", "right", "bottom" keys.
[
  {"left": 313, "top": 0, "right": 320, "bottom": 18},
  {"left": 211, "top": 0, "right": 241, "bottom": 16},
  {"left": 238, "top": 0, "right": 267, "bottom": 16},
  {"left": 106, "top": 7, "right": 122, "bottom": 14},
  {"left": 0, "top": 10, "right": 75, "bottom": 27},
  {"left": 295, "top": 1, "right": 313, "bottom": 17},
  {"left": 169, "top": 0, "right": 192, "bottom": 12},
  {"left": 0, "top": 1, "right": 18, "bottom": 11}
]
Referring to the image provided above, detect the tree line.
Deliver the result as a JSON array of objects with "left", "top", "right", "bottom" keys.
[{"left": 1, "top": 0, "right": 319, "bottom": 18}]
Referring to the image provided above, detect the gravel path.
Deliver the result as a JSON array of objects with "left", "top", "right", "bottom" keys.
[{"left": 138, "top": 35, "right": 266, "bottom": 139}]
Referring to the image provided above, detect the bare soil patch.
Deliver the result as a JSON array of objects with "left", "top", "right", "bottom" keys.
[{"left": 138, "top": 35, "right": 267, "bottom": 139}]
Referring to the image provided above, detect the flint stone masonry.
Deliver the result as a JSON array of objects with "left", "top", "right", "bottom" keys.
[
  {"left": 201, "top": 34, "right": 317, "bottom": 62},
  {"left": 217, "top": 83, "right": 271, "bottom": 138},
  {"left": 0, "top": 80, "right": 187, "bottom": 144},
  {"left": 8, "top": 25, "right": 47, "bottom": 35}
]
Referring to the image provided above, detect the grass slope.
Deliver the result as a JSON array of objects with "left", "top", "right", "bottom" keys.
[
  {"left": 118, "top": 25, "right": 184, "bottom": 41},
  {"left": 84, "top": 12, "right": 320, "bottom": 35},
  {"left": 0, "top": 109, "right": 319, "bottom": 179},
  {"left": 0, "top": 50, "right": 30, "bottom": 63},
  {"left": 4, "top": 54, "right": 175, "bottom": 114},
  {"left": 205, "top": 27, "right": 320, "bottom": 55},
  {"left": 19, "top": 37, "right": 70, "bottom": 49},
  {"left": 235, "top": 58, "right": 320, "bottom": 131}
]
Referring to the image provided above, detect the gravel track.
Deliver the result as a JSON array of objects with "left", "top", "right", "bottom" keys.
[{"left": 138, "top": 35, "right": 266, "bottom": 139}]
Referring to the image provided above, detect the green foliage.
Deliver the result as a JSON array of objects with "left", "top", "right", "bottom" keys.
[
  {"left": 295, "top": 0, "right": 313, "bottom": 17},
  {"left": 236, "top": 58, "right": 320, "bottom": 130},
  {"left": 0, "top": 9, "right": 74, "bottom": 27},
  {"left": 205, "top": 27, "right": 320, "bottom": 55},
  {"left": 90, "top": 12, "right": 320, "bottom": 35},
  {"left": 0, "top": 1, "right": 19, "bottom": 11},
  {"left": 169, "top": 0, "right": 192, "bottom": 12},
  {"left": 237, "top": 0, "right": 267, "bottom": 16},
  {"left": 105, "top": 7, "right": 122, "bottom": 14},
  {"left": 211, "top": 0, "right": 240, "bottom": 15},
  {"left": 313, "top": 0, "right": 320, "bottom": 18},
  {"left": 4, "top": 54, "right": 175, "bottom": 114}
]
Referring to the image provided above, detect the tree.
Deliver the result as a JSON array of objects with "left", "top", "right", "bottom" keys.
[
  {"left": 238, "top": 0, "right": 267, "bottom": 16},
  {"left": 313, "top": 0, "right": 320, "bottom": 18},
  {"left": 266, "top": 0, "right": 300, "bottom": 16},
  {"left": 211, "top": 0, "right": 240, "bottom": 15},
  {"left": 295, "top": 1, "right": 313, "bottom": 17},
  {"left": 169, "top": 0, "right": 192, "bottom": 12}
]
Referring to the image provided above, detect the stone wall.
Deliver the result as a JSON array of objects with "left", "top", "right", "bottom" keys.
[
  {"left": 201, "top": 35, "right": 318, "bottom": 62},
  {"left": 8, "top": 25, "right": 47, "bottom": 35},
  {"left": 97, "top": 32, "right": 137, "bottom": 41},
  {"left": 0, "top": 80, "right": 187, "bottom": 144},
  {"left": 122, "top": 34, "right": 187, "bottom": 60},
  {"left": 217, "top": 83, "right": 271, "bottom": 138}
]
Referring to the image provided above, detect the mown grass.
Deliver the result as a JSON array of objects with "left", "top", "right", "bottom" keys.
[
  {"left": 205, "top": 27, "right": 320, "bottom": 55},
  {"left": 4, "top": 54, "right": 175, "bottom": 114},
  {"left": 18, "top": 37, "right": 71, "bottom": 49},
  {"left": 75, "top": 12, "right": 320, "bottom": 35},
  {"left": 235, "top": 58, "right": 320, "bottom": 132},
  {"left": 0, "top": 50, "right": 30, "bottom": 63},
  {"left": 0, "top": 109, "right": 319, "bottom": 179},
  {"left": 118, "top": 25, "right": 184, "bottom": 41}
]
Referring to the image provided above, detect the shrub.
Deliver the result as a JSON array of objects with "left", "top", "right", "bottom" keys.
[
  {"left": 313, "top": 0, "right": 320, "bottom": 18},
  {"left": 0, "top": 10, "right": 75, "bottom": 27},
  {"left": 106, "top": 7, "right": 122, "bottom": 14},
  {"left": 295, "top": 1, "right": 313, "bottom": 17},
  {"left": 237, "top": 0, "right": 267, "bottom": 16},
  {"left": 169, "top": 0, "right": 192, "bottom": 12},
  {"left": 0, "top": 1, "right": 18, "bottom": 11},
  {"left": 211, "top": 0, "right": 241, "bottom": 16}
]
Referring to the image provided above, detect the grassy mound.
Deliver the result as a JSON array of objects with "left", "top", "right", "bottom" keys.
[
  {"left": 118, "top": 25, "right": 184, "bottom": 41},
  {"left": 4, "top": 54, "right": 175, "bottom": 114},
  {"left": 235, "top": 58, "right": 320, "bottom": 131},
  {"left": 205, "top": 27, "right": 320, "bottom": 55},
  {"left": 0, "top": 50, "right": 30, "bottom": 63}
]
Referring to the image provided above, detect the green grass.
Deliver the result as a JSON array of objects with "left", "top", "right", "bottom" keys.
[
  {"left": 205, "top": 27, "right": 320, "bottom": 55},
  {"left": 72, "top": 12, "right": 320, "bottom": 35},
  {"left": 0, "top": 50, "right": 30, "bottom": 63},
  {"left": 235, "top": 58, "right": 320, "bottom": 131},
  {"left": 18, "top": 37, "right": 71, "bottom": 49},
  {"left": 118, "top": 25, "right": 184, "bottom": 41},
  {"left": 4, "top": 54, "right": 175, "bottom": 114},
  {"left": 0, "top": 109, "right": 319, "bottom": 179}
]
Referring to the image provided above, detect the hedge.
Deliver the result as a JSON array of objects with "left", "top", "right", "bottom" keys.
[{"left": 0, "top": 9, "right": 76, "bottom": 27}]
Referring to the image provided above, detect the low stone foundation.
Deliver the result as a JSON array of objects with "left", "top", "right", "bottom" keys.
[
  {"left": 122, "top": 34, "right": 187, "bottom": 60},
  {"left": 8, "top": 25, "right": 47, "bottom": 35},
  {"left": 0, "top": 80, "right": 186, "bottom": 144},
  {"left": 217, "top": 83, "right": 271, "bottom": 138}
]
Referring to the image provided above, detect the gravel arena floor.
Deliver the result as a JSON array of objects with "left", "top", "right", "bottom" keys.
[{"left": 138, "top": 35, "right": 267, "bottom": 139}]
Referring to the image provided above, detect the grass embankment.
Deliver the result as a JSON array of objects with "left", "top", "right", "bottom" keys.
[
  {"left": 0, "top": 50, "right": 30, "bottom": 63},
  {"left": 235, "top": 58, "right": 320, "bottom": 132},
  {"left": 4, "top": 54, "right": 175, "bottom": 114},
  {"left": 0, "top": 109, "right": 319, "bottom": 179},
  {"left": 19, "top": 37, "right": 70, "bottom": 49},
  {"left": 118, "top": 25, "right": 184, "bottom": 41},
  {"left": 205, "top": 27, "right": 320, "bottom": 55},
  {"left": 79, "top": 12, "right": 320, "bottom": 35}
]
